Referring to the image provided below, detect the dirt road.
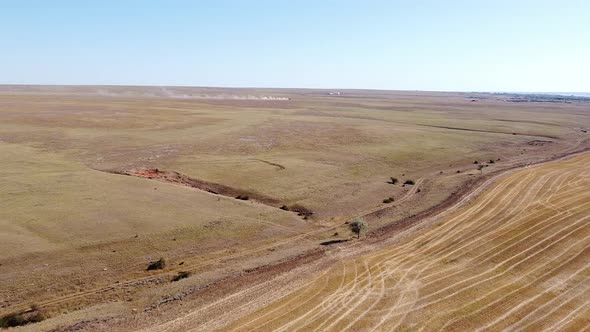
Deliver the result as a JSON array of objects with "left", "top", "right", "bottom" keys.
[{"left": 145, "top": 152, "right": 590, "bottom": 331}]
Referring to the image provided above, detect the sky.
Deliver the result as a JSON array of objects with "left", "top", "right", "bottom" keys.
[{"left": 1, "top": 0, "right": 589, "bottom": 92}]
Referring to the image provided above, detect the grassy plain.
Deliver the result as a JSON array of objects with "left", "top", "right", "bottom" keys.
[{"left": 0, "top": 85, "right": 589, "bottom": 330}]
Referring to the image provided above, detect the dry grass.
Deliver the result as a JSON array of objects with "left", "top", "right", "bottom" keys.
[
  {"left": 1, "top": 85, "right": 589, "bottom": 329},
  {"left": 207, "top": 153, "right": 590, "bottom": 331}
]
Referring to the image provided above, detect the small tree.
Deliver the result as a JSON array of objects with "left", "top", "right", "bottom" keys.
[{"left": 349, "top": 218, "right": 368, "bottom": 239}]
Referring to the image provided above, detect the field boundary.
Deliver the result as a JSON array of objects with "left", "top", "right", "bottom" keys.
[{"left": 5, "top": 140, "right": 590, "bottom": 327}]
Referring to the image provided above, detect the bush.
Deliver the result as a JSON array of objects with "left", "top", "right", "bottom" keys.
[
  {"left": 29, "top": 312, "right": 45, "bottom": 324},
  {"left": 279, "top": 205, "right": 290, "bottom": 211},
  {"left": 488, "top": 160, "right": 495, "bottom": 164},
  {"left": 0, "top": 310, "right": 45, "bottom": 328},
  {"left": 320, "top": 239, "right": 349, "bottom": 246},
  {"left": 404, "top": 180, "right": 415, "bottom": 185},
  {"left": 172, "top": 271, "right": 191, "bottom": 282},
  {"left": 290, "top": 205, "right": 314, "bottom": 218},
  {"left": 382, "top": 197, "right": 394, "bottom": 203},
  {"left": 147, "top": 257, "right": 166, "bottom": 271},
  {"left": 235, "top": 195, "right": 249, "bottom": 200},
  {"left": 0, "top": 312, "right": 26, "bottom": 328},
  {"left": 473, "top": 161, "right": 479, "bottom": 164},
  {"left": 387, "top": 177, "right": 398, "bottom": 184}
]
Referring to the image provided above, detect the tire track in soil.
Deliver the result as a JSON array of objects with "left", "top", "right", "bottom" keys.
[
  {"left": 207, "top": 152, "right": 590, "bottom": 332},
  {"left": 11, "top": 142, "right": 590, "bottom": 329}
]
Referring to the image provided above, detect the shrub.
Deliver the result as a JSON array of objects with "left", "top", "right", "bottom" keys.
[
  {"left": 290, "top": 205, "right": 314, "bottom": 218},
  {"left": 383, "top": 197, "right": 394, "bottom": 203},
  {"left": 387, "top": 177, "right": 398, "bottom": 184},
  {"left": 488, "top": 160, "right": 495, "bottom": 164},
  {"left": 404, "top": 180, "right": 415, "bottom": 185},
  {"left": 320, "top": 239, "right": 349, "bottom": 246},
  {"left": 28, "top": 312, "right": 45, "bottom": 324},
  {"left": 0, "top": 310, "right": 45, "bottom": 328},
  {"left": 279, "top": 205, "right": 290, "bottom": 211},
  {"left": 0, "top": 312, "right": 26, "bottom": 328},
  {"left": 473, "top": 161, "right": 479, "bottom": 164},
  {"left": 235, "top": 195, "right": 249, "bottom": 200},
  {"left": 147, "top": 257, "right": 166, "bottom": 271},
  {"left": 172, "top": 271, "right": 191, "bottom": 282}
]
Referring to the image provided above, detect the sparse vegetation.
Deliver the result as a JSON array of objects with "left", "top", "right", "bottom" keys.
[
  {"left": 147, "top": 257, "right": 166, "bottom": 271},
  {"left": 0, "top": 309, "right": 45, "bottom": 328},
  {"left": 349, "top": 218, "right": 368, "bottom": 239},
  {"left": 477, "top": 164, "right": 485, "bottom": 174},
  {"left": 2, "top": 86, "right": 587, "bottom": 328},
  {"left": 290, "top": 204, "right": 314, "bottom": 218},
  {"left": 387, "top": 177, "right": 398, "bottom": 184},
  {"left": 234, "top": 153, "right": 590, "bottom": 329},
  {"left": 320, "top": 239, "right": 349, "bottom": 246},
  {"left": 172, "top": 271, "right": 191, "bottom": 282}
]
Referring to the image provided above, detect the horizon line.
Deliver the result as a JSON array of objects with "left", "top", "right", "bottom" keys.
[{"left": 0, "top": 83, "right": 588, "bottom": 95}]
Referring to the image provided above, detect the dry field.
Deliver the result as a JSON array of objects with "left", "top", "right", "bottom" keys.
[
  {"left": 1, "top": 85, "right": 590, "bottom": 330},
  {"left": 153, "top": 151, "right": 590, "bottom": 332}
]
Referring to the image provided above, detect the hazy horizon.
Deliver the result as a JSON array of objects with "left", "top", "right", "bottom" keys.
[{"left": 1, "top": 83, "right": 588, "bottom": 96}]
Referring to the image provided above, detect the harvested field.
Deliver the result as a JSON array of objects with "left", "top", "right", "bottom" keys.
[{"left": 195, "top": 152, "right": 590, "bottom": 331}]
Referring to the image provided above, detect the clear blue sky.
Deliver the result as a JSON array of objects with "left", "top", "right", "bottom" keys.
[{"left": 1, "top": 0, "right": 588, "bottom": 91}]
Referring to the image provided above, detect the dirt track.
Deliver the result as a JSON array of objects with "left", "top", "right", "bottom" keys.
[
  {"left": 142, "top": 152, "right": 590, "bottom": 331},
  {"left": 11, "top": 142, "right": 589, "bottom": 332}
]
